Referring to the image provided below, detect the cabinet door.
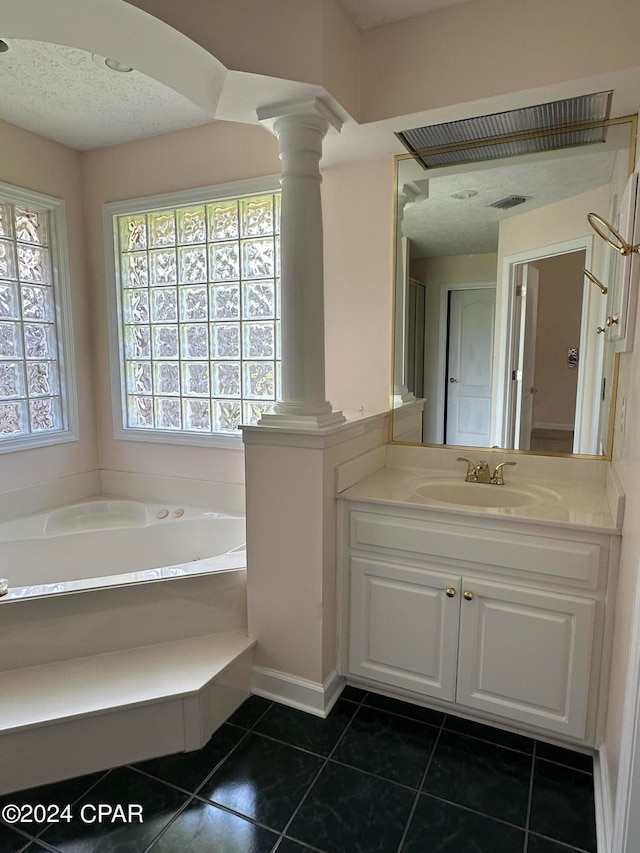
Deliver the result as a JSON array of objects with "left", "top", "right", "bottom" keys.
[
  {"left": 349, "top": 556, "right": 460, "bottom": 701},
  {"left": 456, "top": 578, "right": 595, "bottom": 739}
]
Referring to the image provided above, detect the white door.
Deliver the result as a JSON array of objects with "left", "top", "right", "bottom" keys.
[
  {"left": 349, "top": 556, "right": 460, "bottom": 701},
  {"left": 513, "top": 265, "right": 539, "bottom": 450},
  {"left": 456, "top": 577, "right": 595, "bottom": 739},
  {"left": 446, "top": 288, "right": 496, "bottom": 447}
]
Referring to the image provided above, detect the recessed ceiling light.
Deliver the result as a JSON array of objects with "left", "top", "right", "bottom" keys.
[
  {"left": 104, "top": 57, "right": 133, "bottom": 73},
  {"left": 450, "top": 190, "right": 478, "bottom": 200},
  {"left": 92, "top": 53, "right": 133, "bottom": 73},
  {"left": 0, "top": 40, "right": 9, "bottom": 54}
]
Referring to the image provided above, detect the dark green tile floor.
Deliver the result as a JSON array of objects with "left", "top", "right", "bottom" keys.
[{"left": 0, "top": 688, "right": 597, "bottom": 852}]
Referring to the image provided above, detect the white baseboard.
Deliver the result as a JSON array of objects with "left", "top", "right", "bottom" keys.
[
  {"left": 532, "top": 422, "right": 574, "bottom": 432},
  {"left": 252, "top": 666, "right": 344, "bottom": 718},
  {"left": 594, "top": 744, "right": 614, "bottom": 853}
]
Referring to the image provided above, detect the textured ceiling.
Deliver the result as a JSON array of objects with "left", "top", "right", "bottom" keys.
[
  {"left": 337, "top": 0, "right": 474, "bottom": 29},
  {"left": 0, "top": 39, "right": 213, "bottom": 150},
  {"left": 399, "top": 146, "right": 621, "bottom": 257}
]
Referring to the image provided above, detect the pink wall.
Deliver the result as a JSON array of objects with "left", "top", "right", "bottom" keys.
[
  {"left": 605, "top": 270, "right": 640, "bottom": 809},
  {"left": 531, "top": 252, "right": 584, "bottom": 429},
  {"left": 0, "top": 119, "right": 98, "bottom": 493},
  {"left": 360, "top": 0, "right": 640, "bottom": 122},
  {"left": 322, "top": 156, "right": 395, "bottom": 418}
]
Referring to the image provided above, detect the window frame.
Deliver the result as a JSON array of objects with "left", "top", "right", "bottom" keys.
[
  {"left": 104, "top": 175, "right": 281, "bottom": 449},
  {"left": 0, "top": 181, "right": 78, "bottom": 454}
]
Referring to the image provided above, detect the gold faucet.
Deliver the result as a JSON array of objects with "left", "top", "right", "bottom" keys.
[
  {"left": 491, "top": 461, "right": 517, "bottom": 485},
  {"left": 475, "top": 461, "right": 491, "bottom": 484},
  {"left": 457, "top": 457, "right": 477, "bottom": 482},
  {"left": 457, "top": 457, "right": 517, "bottom": 485}
]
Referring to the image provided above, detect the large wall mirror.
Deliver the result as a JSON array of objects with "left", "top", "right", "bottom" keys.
[{"left": 392, "top": 116, "right": 636, "bottom": 457}]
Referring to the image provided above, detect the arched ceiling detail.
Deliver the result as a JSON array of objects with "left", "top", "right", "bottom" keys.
[{"left": 0, "top": 0, "right": 226, "bottom": 116}]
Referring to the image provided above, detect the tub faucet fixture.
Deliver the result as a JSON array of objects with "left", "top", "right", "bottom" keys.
[{"left": 457, "top": 457, "right": 517, "bottom": 485}]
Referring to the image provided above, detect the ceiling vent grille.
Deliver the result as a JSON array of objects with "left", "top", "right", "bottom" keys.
[
  {"left": 489, "top": 195, "right": 530, "bottom": 210},
  {"left": 397, "top": 91, "right": 613, "bottom": 169}
]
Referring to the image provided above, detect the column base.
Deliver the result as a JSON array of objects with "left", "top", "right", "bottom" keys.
[
  {"left": 258, "top": 410, "right": 347, "bottom": 429},
  {"left": 393, "top": 385, "right": 416, "bottom": 406}
]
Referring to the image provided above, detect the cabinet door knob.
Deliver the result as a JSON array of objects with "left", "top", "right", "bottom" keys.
[
  {"left": 463, "top": 590, "right": 474, "bottom": 601},
  {"left": 445, "top": 587, "right": 457, "bottom": 598}
]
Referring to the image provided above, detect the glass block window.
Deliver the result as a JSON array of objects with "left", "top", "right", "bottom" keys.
[
  {"left": 0, "top": 187, "right": 74, "bottom": 448},
  {"left": 112, "top": 187, "right": 280, "bottom": 437}
]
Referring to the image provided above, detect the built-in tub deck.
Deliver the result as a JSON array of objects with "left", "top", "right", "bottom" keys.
[
  {"left": 0, "top": 631, "right": 255, "bottom": 796},
  {"left": 0, "top": 497, "right": 253, "bottom": 795}
]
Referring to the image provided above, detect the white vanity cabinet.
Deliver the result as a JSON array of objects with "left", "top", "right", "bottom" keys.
[{"left": 340, "top": 501, "right": 619, "bottom": 746}]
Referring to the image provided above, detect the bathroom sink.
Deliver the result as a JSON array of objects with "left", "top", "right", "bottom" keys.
[{"left": 413, "top": 480, "right": 557, "bottom": 508}]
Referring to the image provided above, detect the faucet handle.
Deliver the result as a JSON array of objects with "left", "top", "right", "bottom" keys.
[
  {"left": 456, "top": 457, "right": 476, "bottom": 482},
  {"left": 491, "top": 461, "right": 517, "bottom": 485}
]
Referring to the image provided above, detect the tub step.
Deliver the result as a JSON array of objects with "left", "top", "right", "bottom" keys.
[{"left": 0, "top": 629, "right": 255, "bottom": 795}]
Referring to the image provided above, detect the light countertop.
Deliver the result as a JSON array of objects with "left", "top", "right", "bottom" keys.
[{"left": 338, "top": 465, "right": 622, "bottom": 534}]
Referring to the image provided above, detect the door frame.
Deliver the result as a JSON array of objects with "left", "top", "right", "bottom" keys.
[
  {"left": 513, "top": 264, "right": 540, "bottom": 450},
  {"left": 494, "top": 236, "right": 598, "bottom": 451},
  {"left": 433, "top": 281, "right": 496, "bottom": 445}
]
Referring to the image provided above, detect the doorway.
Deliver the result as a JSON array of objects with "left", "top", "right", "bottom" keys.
[{"left": 506, "top": 249, "right": 586, "bottom": 452}]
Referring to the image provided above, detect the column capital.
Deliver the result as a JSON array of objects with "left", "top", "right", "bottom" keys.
[{"left": 257, "top": 97, "right": 342, "bottom": 136}]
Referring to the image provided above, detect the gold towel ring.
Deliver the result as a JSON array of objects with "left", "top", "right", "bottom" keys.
[
  {"left": 587, "top": 212, "right": 637, "bottom": 256},
  {"left": 583, "top": 267, "right": 608, "bottom": 295}
]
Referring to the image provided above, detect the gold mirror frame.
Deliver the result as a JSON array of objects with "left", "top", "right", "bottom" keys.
[{"left": 390, "top": 115, "right": 637, "bottom": 460}]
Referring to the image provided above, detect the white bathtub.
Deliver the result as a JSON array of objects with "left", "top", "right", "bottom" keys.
[
  {"left": 0, "top": 497, "right": 245, "bottom": 599},
  {"left": 0, "top": 497, "right": 248, "bottom": 672}
]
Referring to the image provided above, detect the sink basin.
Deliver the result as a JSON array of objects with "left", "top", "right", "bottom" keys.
[{"left": 413, "top": 479, "right": 558, "bottom": 508}]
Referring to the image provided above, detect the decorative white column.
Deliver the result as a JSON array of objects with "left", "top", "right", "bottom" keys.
[
  {"left": 257, "top": 98, "right": 346, "bottom": 429},
  {"left": 393, "top": 186, "right": 418, "bottom": 406}
]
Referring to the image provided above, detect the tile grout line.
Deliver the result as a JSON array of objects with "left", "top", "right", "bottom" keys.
[
  {"left": 414, "top": 790, "right": 543, "bottom": 834},
  {"left": 141, "top": 704, "right": 277, "bottom": 853},
  {"left": 2, "top": 821, "right": 47, "bottom": 852},
  {"left": 523, "top": 739, "right": 537, "bottom": 853},
  {"left": 143, "top": 716, "right": 270, "bottom": 852},
  {"left": 20, "top": 701, "right": 278, "bottom": 853},
  {"left": 142, "top": 793, "right": 198, "bottom": 853},
  {"left": 10, "top": 767, "right": 114, "bottom": 847},
  {"left": 129, "top": 725, "right": 253, "bottom": 800},
  {"left": 245, "top": 703, "right": 538, "bottom": 834},
  {"left": 20, "top": 834, "right": 63, "bottom": 853},
  {"left": 535, "top": 755, "right": 595, "bottom": 776},
  {"left": 274, "top": 693, "right": 365, "bottom": 852},
  {"left": 442, "top": 724, "right": 535, "bottom": 758},
  {"left": 290, "top": 699, "right": 589, "bottom": 775},
  {"left": 527, "top": 831, "right": 593, "bottom": 853},
  {"left": 394, "top": 712, "right": 447, "bottom": 853}
]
